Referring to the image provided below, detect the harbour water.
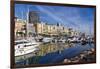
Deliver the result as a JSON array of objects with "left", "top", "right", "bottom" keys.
[{"left": 15, "top": 42, "right": 95, "bottom": 66}]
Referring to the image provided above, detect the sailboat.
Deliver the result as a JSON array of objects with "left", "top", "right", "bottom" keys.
[{"left": 15, "top": 7, "right": 40, "bottom": 57}]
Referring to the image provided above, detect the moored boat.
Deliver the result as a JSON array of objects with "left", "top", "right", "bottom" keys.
[{"left": 15, "top": 39, "right": 40, "bottom": 56}]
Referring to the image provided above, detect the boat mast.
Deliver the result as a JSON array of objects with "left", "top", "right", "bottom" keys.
[
  {"left": 26, "top": 6, "right": 29, "bottom": 39},
  {"left": 21, "top": 9, "right": 24, "bottom": 39}
]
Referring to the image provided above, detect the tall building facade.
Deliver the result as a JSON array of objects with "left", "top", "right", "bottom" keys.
[
  {"left": 27, "top": 11, "right": 40, "bottom": 36},
  {"left": 29, "top": 11, "right": 40, "bottom": 23}
]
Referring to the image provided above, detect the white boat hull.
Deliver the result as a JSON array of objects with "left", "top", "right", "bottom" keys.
[{"left": 15, "top": 45, "right": 39, "bottom": 56}]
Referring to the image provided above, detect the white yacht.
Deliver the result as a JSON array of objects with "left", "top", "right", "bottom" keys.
[
  {"left": 42, "top": 37, "right": 53, "bottom": 43},
  {"left": 67, "top": 37, "right": 80, "bottom": 43},
  {"left": 15, "top": 39, "right": 40, "bottom": 56},
  {"left": 14, "top": 8, "right": 40, "bottom": 57}
]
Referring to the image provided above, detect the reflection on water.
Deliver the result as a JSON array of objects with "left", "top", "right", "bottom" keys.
[
  {"left": 15, "top": 43, "right": 72, "bottom": 62},
  {"left": 38, "top": 43, "right": 73, "bottom": 56},
  {"left": 15, "top": 42, "right": 95, "bottom": 66}
]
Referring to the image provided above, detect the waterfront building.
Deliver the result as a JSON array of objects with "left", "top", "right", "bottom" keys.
[
  {"left": 34, "top": 22, "right": 45, "bottom": 35},
  {"left": 30, "top": 22, "right": 71, "bottom": 37},
  {"left": 15, "top": 17, "right": 26, "bottom": 39},
  {"left": 15, "top": 17, "right": 80, "bottom": 38}
]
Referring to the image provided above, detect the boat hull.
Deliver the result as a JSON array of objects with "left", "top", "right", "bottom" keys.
[{"left": 15, "top": 45, "right": 39, "bottom": 56}]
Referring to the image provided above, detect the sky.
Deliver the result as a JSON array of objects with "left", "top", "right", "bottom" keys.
[{"left": 15, "top": 4, "right": 95, "bottom": 35}]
